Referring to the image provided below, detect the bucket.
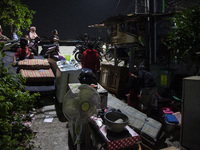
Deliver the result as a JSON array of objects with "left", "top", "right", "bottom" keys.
[
  {"left": 163, "top": 118, "right": 176, "bottom": 132},
  {"left": 65, "top": 55, "right": 71, "bottom": 61}
]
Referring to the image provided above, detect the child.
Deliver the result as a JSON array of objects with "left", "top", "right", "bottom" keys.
[{"left": 13, "top": 38, "right": 32, "bottom": 66}]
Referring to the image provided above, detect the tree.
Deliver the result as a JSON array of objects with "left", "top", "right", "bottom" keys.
[
  {"left": 0, "top": 0, "right": 36, "bottom": 37},
  {"left": 165, "top": 4, "right": 200, "bottom": 64}
]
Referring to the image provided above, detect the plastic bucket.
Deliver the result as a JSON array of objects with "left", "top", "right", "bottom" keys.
[{"left": 65, "top": 55, "right": 71, "bottom": 61}]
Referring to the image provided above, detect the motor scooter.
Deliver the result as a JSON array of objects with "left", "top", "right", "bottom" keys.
[
  {"left": 94, "top": 42, "right": 103, "bottom": 61},
  {"left": 0, "top": 40, "right": 20, "bottom": 51},
  {"left": 40, "top": 44, "right": 60, "bottom": 58},
  {"left": 73, "top": 42, "right": 103, "bottom": 62},
  {"left": 104, "top": 47, "right": 114, "bottom": 61},
  {"left": 72, "top": 44, "right": 87, "bottom": 62}
]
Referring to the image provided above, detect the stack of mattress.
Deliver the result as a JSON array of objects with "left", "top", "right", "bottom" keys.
[
  {"left": 18, "top": 59, "right": 55, "bottom": 86},
  {"left": 18, "top": 59, "right": 51, "bottom": 70}
]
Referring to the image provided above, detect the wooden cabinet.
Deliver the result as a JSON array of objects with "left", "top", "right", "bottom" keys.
[{"left": 100, "top": 64, "right": 129, "bottom": 98}]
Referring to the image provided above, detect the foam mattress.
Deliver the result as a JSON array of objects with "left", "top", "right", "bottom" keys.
[
  {"left": 18, "top": 59, "right": 50, "bottom": 70},
  {"left": 20, "top": 68, "right": 55, "bottom": 86}
]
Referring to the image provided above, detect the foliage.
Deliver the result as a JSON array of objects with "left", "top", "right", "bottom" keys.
[
  {"left": 165, "top": 4, "right": 200, "bottom": 63},
  {"left": 0, "top": 0, "right": 36, "bottom": 36},
  {"left": 0, "top": 49, "right": 40, "bottom": 150}
]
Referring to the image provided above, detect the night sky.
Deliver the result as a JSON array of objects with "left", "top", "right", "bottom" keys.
[{"left": 23, "top": 0, "right": 135, "bottom": 40}]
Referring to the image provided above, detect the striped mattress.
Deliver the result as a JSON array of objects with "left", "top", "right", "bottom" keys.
[
  {"left": 20, "top": 68, "right": 55, "bottom": 86},
  {"left": 18, "top": 59, "right": 50, "bottom": 70}
]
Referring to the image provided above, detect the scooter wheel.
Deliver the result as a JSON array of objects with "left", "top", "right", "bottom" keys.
[
  {"left": 105, "top": 51, "right": 113, "bottom": 61},
  {"left": 74, "top": 52, "right": 82, "bottom": 62}
]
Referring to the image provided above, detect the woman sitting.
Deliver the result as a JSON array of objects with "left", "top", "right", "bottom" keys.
[{"left": 29, "top": 26, "right": 38, "bottom": 41}]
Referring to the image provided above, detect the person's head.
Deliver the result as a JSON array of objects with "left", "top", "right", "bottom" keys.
[
  {"left": 30, "top": 26, "right": 36, "bottom": 32},
  {"left": 84, "top": 33, "right": 88, "bottom": 37},
  {"left": 13, "top": 28, "right": 18, "bottom": 33},
  {"left": 52, "top": 29, "right": 58, "bottom": 35},
  {"left": 87, "top": 41, "right": 94, "bottom": 50},
  {"left": 25, "top": 35, "right": 29, "bottom": 39},
  {"left": 135, "top": 61, "right": 146, "bottom": 72},
  {"left": 20, "top": 38, "right": 28, "bottom": 48},
  {"left": 138, "top": 64, "right": 145, "bottom": 70}
]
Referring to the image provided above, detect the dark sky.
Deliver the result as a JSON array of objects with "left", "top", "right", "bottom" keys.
[{"left": 23, "top": 0, "right": 135, "bottom": 40}]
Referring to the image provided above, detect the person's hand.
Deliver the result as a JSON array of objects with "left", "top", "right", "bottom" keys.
[
  {"left": 129, "top": 73, "right": 137, "bottom": 78},
  {"left": 12, "top": 59, "right": 16, "bottom": 66},
  {"left": 12, "top": 62, "right": 16, "bottom": 67}
]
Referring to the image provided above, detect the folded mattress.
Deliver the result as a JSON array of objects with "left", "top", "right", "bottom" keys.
[
  {"left": 20, "top": 68, "right": 55, "bottom": 86},
  {"left": 18, "top": 59, "right": 50, "bottom": 70}
]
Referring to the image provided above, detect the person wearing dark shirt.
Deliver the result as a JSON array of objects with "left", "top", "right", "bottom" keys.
[
  {"left": 81, "top": 42, "right": 100, "bottom": 75},
  {"left": 129, "top": 65, "right": 157, "bottom": 114},
  {"left": 83, "top": 33, "right": 89, "bottom": 45},
  {"left": 13, "top": 38, "right": 31, "bottom": 66},
  {"left": 50, "top": 29, "right": 59, "bottom": 45}
]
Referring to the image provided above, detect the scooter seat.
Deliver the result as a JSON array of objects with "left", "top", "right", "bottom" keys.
[
  {"left": 40, "top": 44, "right": 57, "bottom": 55},
  {"left": 42, "top": 44, "right": 57, "bottom": 48}
]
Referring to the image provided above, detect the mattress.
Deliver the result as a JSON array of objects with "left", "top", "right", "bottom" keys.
[
  {"left": 18, "top": 59, "right": 50, "bottom": 70},
  {"left": 20, "top": 68, "right": 55, "bottom": 86}
]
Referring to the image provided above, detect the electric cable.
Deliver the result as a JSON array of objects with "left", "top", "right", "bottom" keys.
[
  {"left": 125, "top": 0, "right": 135, "bottom": 14},
  {"left": 114, "top": 0, "right": 121, "bottom": 14}
]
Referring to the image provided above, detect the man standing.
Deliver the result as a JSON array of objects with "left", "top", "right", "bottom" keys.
[{"left": 81, "top": 42, "right": 100, "bottom": 78}]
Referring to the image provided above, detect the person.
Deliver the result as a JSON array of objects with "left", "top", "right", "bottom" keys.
[
  {"left": 50, "top": 29, "right": 59, "bottom": 45},
  {"left": 25, "top": 35, "right": 30, "bottom": 44},
  {"left": 83, "top": 33, "right": 89, "bottom": 45},
  {"left": 13, "top": 38, "right": 32, "bottom": 66},
  {"left": 12, "top": 28, "right": 19, "bottom": 41},
  {"left": 116, "top": 47, "right": 129, "bottom": 67},
  {"left": 0, "top": 25, "right": 9, "bottom": 41},
  {"left": 29, "top": 26, "right": 38, "bottom": 41},
  {"left": 128, "top": 65, "right": 157, "bottom": 114},
  {"left": 29, "top": 27, "right": 40, "bottom": 56},
  {"left": 81, "top": 41, "right": 100, "bottom": 77}
]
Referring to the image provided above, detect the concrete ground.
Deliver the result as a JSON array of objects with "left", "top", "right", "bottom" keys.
[
  {"left": 31, "top": 46, "right": 74, "bottom": 150},
  {"left": 30, "top": 46, "right": 185, "bottom": 150},
  {"left": 31, "top": 96, "right": 69, "bottom": 150}
]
